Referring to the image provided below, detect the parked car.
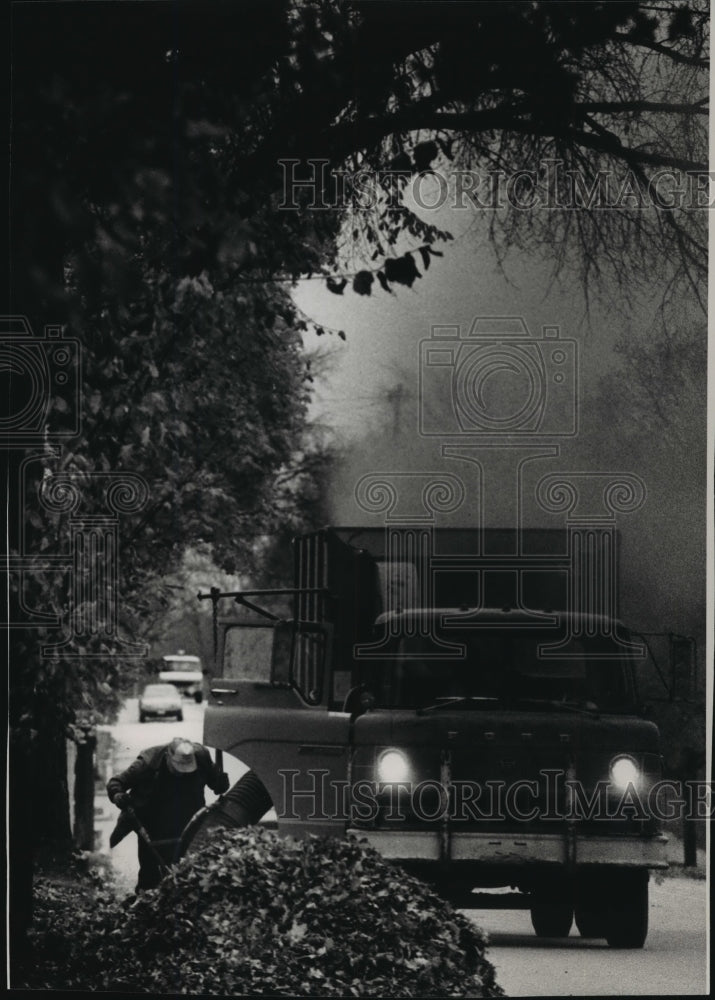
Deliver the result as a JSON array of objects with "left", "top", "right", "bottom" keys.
[{"left": 139, "top": 683, "right": 183, "bottom": 722}]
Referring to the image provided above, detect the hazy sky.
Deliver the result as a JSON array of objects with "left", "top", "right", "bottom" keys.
[
  {"left": 290, "top": 208, "right": 706, "bottom": 637},
  {"left": 293, "top": 211, "right": 663, "bottom": 442}
]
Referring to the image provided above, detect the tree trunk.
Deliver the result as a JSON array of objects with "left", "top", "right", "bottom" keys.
[
  {"left": 33, "top": 696, "right": 74, "bottom": 848},
  {"left": 73, "top": 728, "right": 97, "bottom": 851},
  {"left": 682, "top": 813, "right": 697, "bottom": 868},
  {"left": 8, "top": 728, "right": 37, "bottom": 983},
  {"left": 680, "top": 746, "right": 704, "bottom": 867}
]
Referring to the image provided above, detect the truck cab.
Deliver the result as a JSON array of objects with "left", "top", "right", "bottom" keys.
[
  {"left": 158, "top": 652, "right": 204, "bottom": 702},
  {"left": 196, "top": 527, "right": 690, "bottom": 948}
]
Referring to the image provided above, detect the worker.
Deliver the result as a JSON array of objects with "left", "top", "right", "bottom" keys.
[{"left": 107, "top": 737, "right": 230, "bottom": 891}]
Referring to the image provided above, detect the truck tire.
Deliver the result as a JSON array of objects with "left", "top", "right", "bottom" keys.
[
  {"left": 530, "top": 902, "right": 573, "bottom": 938},
  {"left": 574, "top": 869, "right": 610, "bottom": 939},
  {"left": 604, "top": 870, "right": 649, "bottom": 949},
  {"left": 574, "top": 906, "right": 607, "bottom": 939},
  {"left": 139, "top": 712, "right": 146, "bottom": 723},
  {"left": 194, "top": 691, "right": 203, "bottom": 704}
]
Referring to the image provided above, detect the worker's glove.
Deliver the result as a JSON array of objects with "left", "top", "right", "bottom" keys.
[
  {"left": 113, "top": 791, "right": 131, "bottom": 809},
  {"left": 216, "top": 771, "right": 230, "bottom": 795}
]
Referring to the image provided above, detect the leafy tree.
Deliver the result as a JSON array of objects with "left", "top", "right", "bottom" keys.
[
  {"left": 8, "top": 0, "right": 707, "bottom": 746},
  {"left": 6, "top": 0, "right": 708, "bottom": 965},
  {"left": 6, "top": 263, "right": 331, "bottom": 968},
  {"left": 9, "top": 275, "right": 330, "bottom": 750},
  {"left": 10, "top": 1, "right": 707, "bottom": 323}
]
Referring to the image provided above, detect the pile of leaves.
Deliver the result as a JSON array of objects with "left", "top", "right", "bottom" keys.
[{"left": 23, "top": 827, "right": 503, "bottom": 996}]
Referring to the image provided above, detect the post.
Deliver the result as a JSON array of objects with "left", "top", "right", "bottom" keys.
[
  {"left": 680, "top": 746, "right": 704, "bottom": 868},
  {"left": 8, "top": 725, "right": 37, "bottom": 981},
  {"left": 71, "top": 720, "right": 97, "bottom": 851}
]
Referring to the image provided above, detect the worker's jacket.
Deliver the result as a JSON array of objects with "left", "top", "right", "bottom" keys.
[{"left": 107, "top": 742, "right": 229, "bottom": 847}]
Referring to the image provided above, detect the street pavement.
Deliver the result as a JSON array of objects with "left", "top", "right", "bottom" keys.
[{"left": 462, "top": 875, "right": 709, "bottom": 996}]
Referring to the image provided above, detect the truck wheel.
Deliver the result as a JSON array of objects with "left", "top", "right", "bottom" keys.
[
  {"left": 139, "top": 712, "right": 146, "bottom": 723},
  {"left": 530, "top": 902, "right": 573, "bottom": 938},
  {"left": 176, "top": 711, "right": 184, "bottom": 722},
  {"left": 194, "top": 691, "right": 203, "bottom": 704},
  {"left": 574, "top": 870, "right": 610, "bottom": 939},
  {"left": 605, "top": 870, "right": 649, "bottom": 949},
  {"left": 575, "top": 906, "right": 606, "bottom": 938}
]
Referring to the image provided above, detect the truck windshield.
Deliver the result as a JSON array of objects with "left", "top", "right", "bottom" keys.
[{"left": 376, "top": 627, "right": 638, "bottom": 713}]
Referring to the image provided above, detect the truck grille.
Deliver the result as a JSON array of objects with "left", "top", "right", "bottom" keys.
[{"left": 350, "top": 743, "right": 658, "bottom": 836}]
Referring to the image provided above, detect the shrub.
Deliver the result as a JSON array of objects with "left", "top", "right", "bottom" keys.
[{"left": 24, "top": 827, "right": 503, "bottom": 996}]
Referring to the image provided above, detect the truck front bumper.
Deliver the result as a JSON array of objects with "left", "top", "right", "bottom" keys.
[{"left": 346, "top": 828, "right": 669, "bottom": 868}]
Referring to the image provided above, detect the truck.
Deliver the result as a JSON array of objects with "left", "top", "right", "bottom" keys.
[
  {"left": 187, "top": 526, "right": 694, "bottom": 949},
  {"left": 158, "top": 652, "right": 204, "bottom": 702}
]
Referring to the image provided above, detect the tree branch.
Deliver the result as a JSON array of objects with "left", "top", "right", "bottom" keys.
[
  {"left": 322, "top": 105, "right": 707, "bottom": 175},
  {"left": 613, "top": 32, "right": 709, "bottom": 69},
  {"left": 578, "top": 99, "right": 708, "bottom": 116}
]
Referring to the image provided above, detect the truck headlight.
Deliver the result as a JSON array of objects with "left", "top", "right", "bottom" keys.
[
  {"left": 610, "top": 755, "right": 640, "bottom": 790},
  {"left": 377, "top": 749, "right": 410, "bottom": 783}
]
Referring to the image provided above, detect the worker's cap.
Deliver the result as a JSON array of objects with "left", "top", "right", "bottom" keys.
[{"left": 167, "top": 738, "right": 197, "bottom": 774}]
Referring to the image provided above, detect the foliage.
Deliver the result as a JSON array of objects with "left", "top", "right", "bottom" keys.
[
  {"left": 324, "top": 0, "right": 708, "bottom": 306},
  {"left": 22, "top": 827, "right": 503, "bottom": 997},
  {"left": 10, "top": 1, "right": 708, "bottom": 323},
  {"left": 7, "top": 0, "right": 708, "bottom": 855},
  {"left": 8, "top": 263, "right": 333, "bottom": 829}
]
